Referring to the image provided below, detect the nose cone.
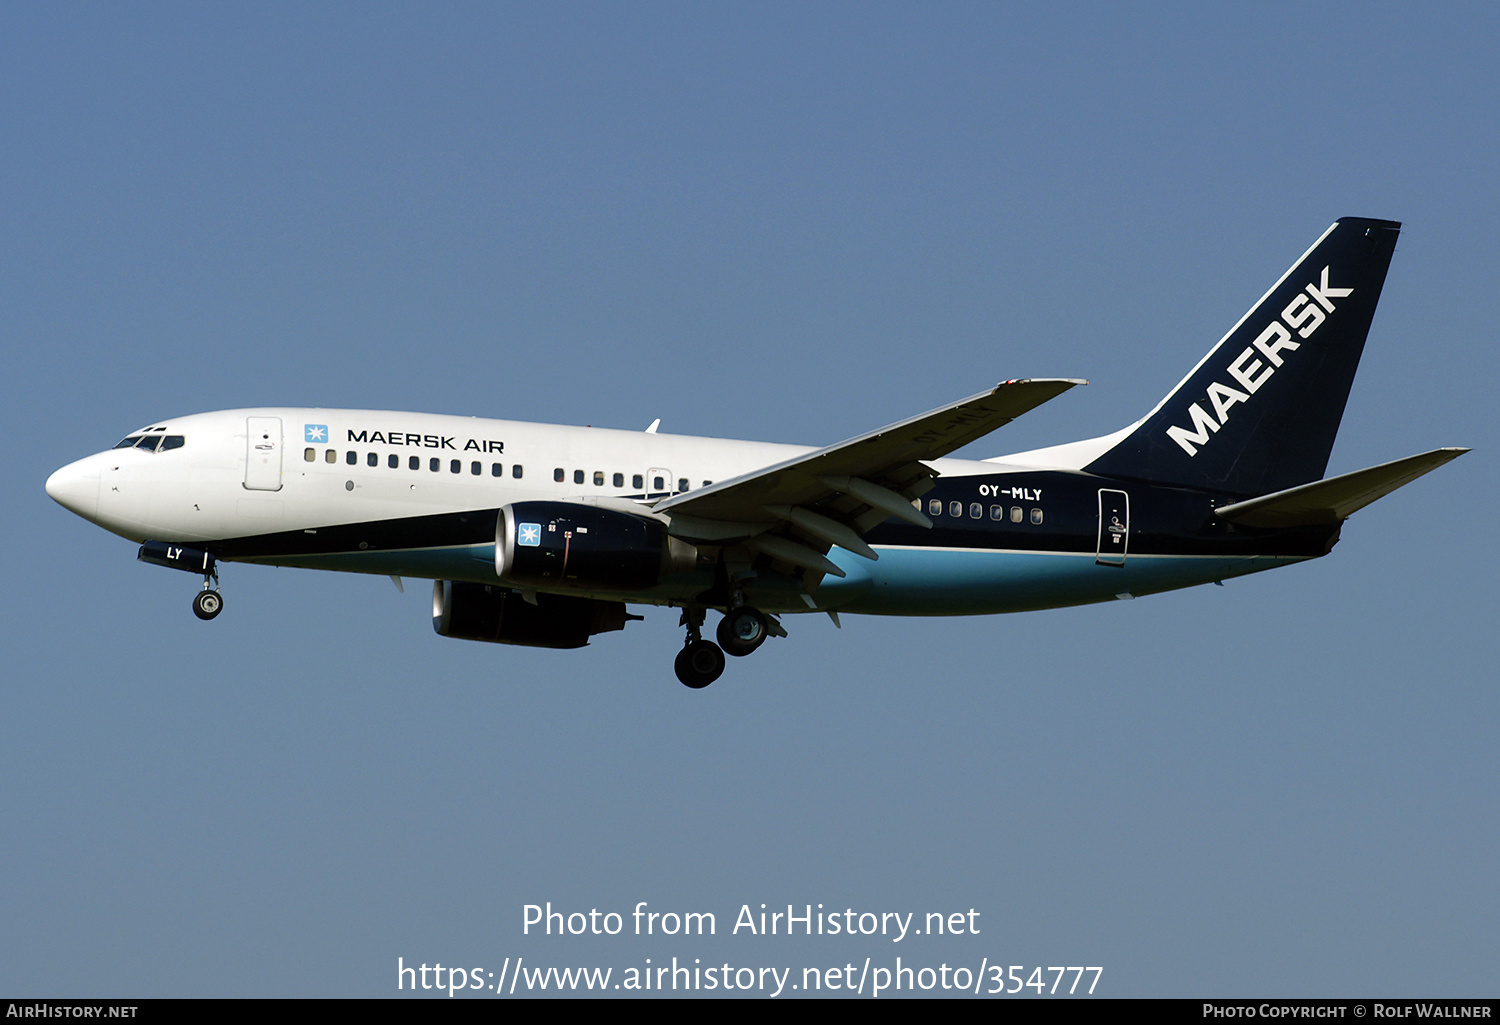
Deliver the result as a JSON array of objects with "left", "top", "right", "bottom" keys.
[{"left": 46, "top": 457, "right": 101, "bottom": 521}]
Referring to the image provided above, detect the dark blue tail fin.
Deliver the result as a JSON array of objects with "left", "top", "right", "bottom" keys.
[{"left": 1084, "top": 217, "right": 1400, "bottom": 497}]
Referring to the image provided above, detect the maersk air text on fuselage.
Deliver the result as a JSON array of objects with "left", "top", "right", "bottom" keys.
[{"left": 46, "top": 218, "right": 1467, "bottom": 687}]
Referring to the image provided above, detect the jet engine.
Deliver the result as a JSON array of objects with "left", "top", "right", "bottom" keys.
[
  {"left": 495, "top": 502, "right": 697, "bottom": 591},
  {"left": 432, "top": 580, "right": 637, "bottom": 649}
]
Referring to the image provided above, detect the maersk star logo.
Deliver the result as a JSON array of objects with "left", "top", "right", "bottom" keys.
[
  {"left": 518, "top": 523, "right": 542, "bottom": 547},
  {"left": 304, "top": 424, "right": 328, "bottom": 443}
]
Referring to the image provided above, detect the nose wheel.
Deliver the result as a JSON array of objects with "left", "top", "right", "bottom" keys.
[
  {"left": 192, "top": 562, "right": 222, "bottom": 620},
  {"left": 193, "top": 588, "right": 223, "bottom": 620}
]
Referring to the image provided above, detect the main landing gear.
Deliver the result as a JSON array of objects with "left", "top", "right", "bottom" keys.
[
  {"left": 674, "top": 608, "right": 723, "bottom": 689},
  {"left": 717, "top": 605, "right": 769, "bottom": 657},
  {"left": 673, "top": 605, "right": 776, "bottom": 688},
  {"left": 675, "top": 639, "right": 725, "bottom": 689}
]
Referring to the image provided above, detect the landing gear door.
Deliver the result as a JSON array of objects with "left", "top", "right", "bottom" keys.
[
  {"left": 1096, "top": 489, "right": 1129, "bottom": 566},
  {"left": 244, "top": 416, "right": 283, "bottom": 492}
]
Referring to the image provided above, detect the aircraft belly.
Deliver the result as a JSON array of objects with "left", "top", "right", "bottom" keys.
[
  {"left": 235, "top": 543, "right": 501, "bottom": 581},
  {"left": 231, "top": 542, "right": 719, "bottom": 608},
  {"left": 821, "top": 547, "right": 1308, "bottom": 616}
]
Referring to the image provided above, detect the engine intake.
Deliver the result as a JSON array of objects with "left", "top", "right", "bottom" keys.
[
  {"left": 496, "top": 502, "right": 696, "bottom": 591},
  {"left": 432, "top": 580, "right": 636, "bottom": 649}
]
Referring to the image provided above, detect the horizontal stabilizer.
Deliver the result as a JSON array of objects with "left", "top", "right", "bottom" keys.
[{"left": 1214, "top": 448, "right": 1468, "bottom": 527}]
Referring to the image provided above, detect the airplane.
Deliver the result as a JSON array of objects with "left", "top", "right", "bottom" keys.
[{"left": 46, "top": 217, "right": 1467, "bottom": 688}]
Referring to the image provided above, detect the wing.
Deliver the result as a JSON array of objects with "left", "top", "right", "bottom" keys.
[{"left": 655, "top": 379, "right": 1083, "bottom": 580}]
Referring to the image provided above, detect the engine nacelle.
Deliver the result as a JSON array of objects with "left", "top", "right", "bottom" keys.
[
  {"left": 432, "top": 580, "right": 636, "bottom": 649},
  {"left": 496, "top": 502, "right": 697, "bottom": 592}
]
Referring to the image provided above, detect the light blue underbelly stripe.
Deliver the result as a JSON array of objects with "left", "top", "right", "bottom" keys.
[
  {"left": 233, "top": 542, "right": 1309, "bottom": 617},
  {"left": 819, "top": 546, "right": 1307, "bottom": 616}
]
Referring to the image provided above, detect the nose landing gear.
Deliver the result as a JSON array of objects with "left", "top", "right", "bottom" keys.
[{"left": 137, "top": 541, "right": 224, "bottom": 621}]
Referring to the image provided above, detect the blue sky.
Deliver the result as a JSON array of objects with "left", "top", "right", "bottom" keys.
[{"left": 4, "top": 2, "right": 1496, "bottom": 997}]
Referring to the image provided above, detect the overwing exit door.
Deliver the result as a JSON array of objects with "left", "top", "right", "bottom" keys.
[{"left": 646, "top": 467, "right": 672, "bottom": 498}]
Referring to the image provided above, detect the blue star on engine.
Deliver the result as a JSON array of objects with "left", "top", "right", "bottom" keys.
[{"left": 518, "top": 523, "right": 542, "bottom": 546}]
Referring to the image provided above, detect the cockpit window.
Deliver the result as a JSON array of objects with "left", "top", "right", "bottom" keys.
[{"left": 113, "top": 434, "right": 185, "bottom": 451}]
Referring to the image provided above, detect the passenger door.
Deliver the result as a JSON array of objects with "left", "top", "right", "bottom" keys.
[
  {"left": 244, "top": 417, "right": 283, "bottom": 491},
  {"left": 1096, "top": 489, "right": 1129, "bottom": 566}
]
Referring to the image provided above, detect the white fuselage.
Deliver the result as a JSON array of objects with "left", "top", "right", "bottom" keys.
[
  {"left": 55, "top": 407, "right": 819, "bottom": 545},
  {"left": 47, "top": 407, "right": 1297, "bottom": 620}
]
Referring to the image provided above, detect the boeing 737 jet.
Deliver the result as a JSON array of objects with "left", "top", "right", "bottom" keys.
[{"left": 47, "top": 218, "right": 1466, "bottom": 687}]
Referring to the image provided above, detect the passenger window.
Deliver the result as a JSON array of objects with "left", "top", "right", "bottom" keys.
[
  {"left": 990, "top": 505, "right": 1003, "bottom": 520},
  {"left": 653, "top": 476, "right": 665, "bottom": 490},
  {"left": 325, "top": 449, "right": 337, "bottom": 464},
  {"left": 450, "top": 460, "right": 461, "bottom": 473},
  {"left": 471, "top": 461, "right": 481, "bottom": 475},
  {"left": 679, "top": 478, "right": 689, "bottom": 492},
  {"left": 929, "top": 499, "right": 942, "bottom": 516},
  {"left": 554, "top": 468, "right": 565, "bottom": 482},
  {"left": 574, "top": 469, "right": 585, "bottom": 484},
  {"left": 1011, "top": 506, "right": 1023, "bottom": 523},
  {"left": 970, "top": 502, "right": 982, "bottom": 519},
  {"left": 160, "top": 436, "right": 184, "bottom": 451},
  {"left": 367, "top": 452, "right": 378, "bottom": 467},
  {"left": 949, "top": 501, "right": 962, "bottom": 518},
  {"left": 347, "top": 451, "right": 357, "bottom": 465},
  {"left": 594, "top": 471, "right": 604, "bottom": 486},
  {"left": 1031, "top": 508, "right": 1043, "bottom": 525},
  {"left": 492, "top": 463, "right": 503, "bottom": 477},
  {"left": 702, "top": 480, "right": 712, "bottom": 487},
  {"left": 430, "top": 457, "right": 440, "bottom": 472},
  {"left": 512, "top": 465, "right": 523, "bottom": 479},
  {"left": 613, "top": 472, "right": 624, "bottom": 487},
  {"left": 633, "top": 474, "right": 644, "bottom": 490},
  {"left": 388, "top": 454, "right": 399, "bottom": 469},
  {"left": 410, "top": 456, "right": 420, "bottom": 470},
  {"left": 305, "top": 448, "right": 316, "bottom": 462}
]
